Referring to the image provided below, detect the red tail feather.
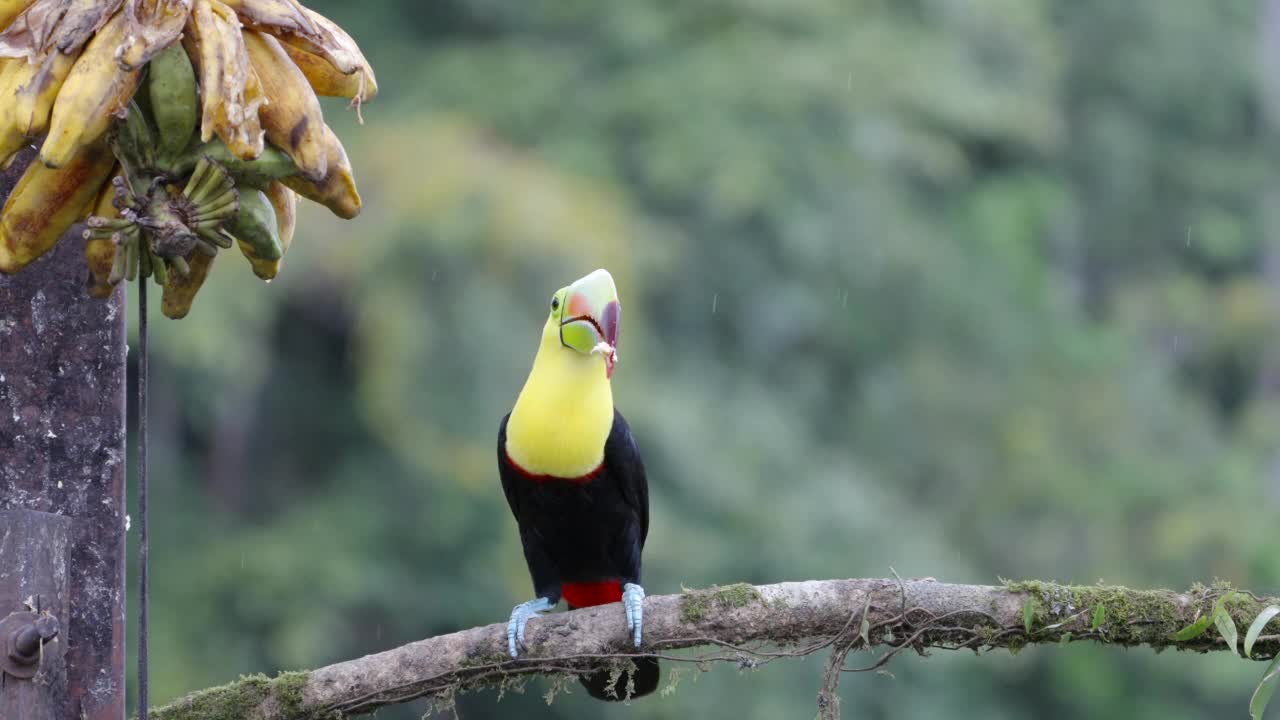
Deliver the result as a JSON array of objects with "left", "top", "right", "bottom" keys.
[{"left": 562, "top": 581, "right": 623, "bottom": 608}]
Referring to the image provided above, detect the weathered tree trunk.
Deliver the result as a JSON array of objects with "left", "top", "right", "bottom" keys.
[
  {"left": 148, "top": 578, "right": 1280, "bottom": 720},
  {"left": 0, "top": 147, "right": 128, "bottom": 720}
]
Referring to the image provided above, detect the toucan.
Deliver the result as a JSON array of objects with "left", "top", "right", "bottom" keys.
[{"left": 497, "top": 268, "right": 658, "bottom": 701}]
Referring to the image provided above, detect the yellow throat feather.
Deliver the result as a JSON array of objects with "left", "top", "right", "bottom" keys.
[{"left": 506, "top": 319, "right": 614, "bottom": 478}]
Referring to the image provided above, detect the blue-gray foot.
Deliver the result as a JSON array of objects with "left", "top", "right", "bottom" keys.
[
  {"left": 622, "top": 583, "right": 645, "bottom": 647},
  {"left": 507, "top": 597, "right": 553, "bottom": 658}
]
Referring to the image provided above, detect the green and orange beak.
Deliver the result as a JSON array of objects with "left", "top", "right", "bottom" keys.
[{"left": 559, "top": 268, "right": 621, "bottom": 377}]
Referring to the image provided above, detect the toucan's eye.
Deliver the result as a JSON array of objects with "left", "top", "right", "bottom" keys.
[{"left": 550, "top": 296, "right": 560, "bottom": 311}]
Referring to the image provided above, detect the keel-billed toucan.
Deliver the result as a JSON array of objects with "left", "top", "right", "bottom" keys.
[{"left": 497, "top": 268, "right": 658, "bottom": 701}]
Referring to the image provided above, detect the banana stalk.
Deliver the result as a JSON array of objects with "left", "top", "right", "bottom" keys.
[{"left": 0, "top": 0, "right": 374, "bottom": 309}]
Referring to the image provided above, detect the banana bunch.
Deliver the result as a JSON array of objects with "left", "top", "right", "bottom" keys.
[{"left": 0, "top": 0, "right": 375, "bottom": 318}]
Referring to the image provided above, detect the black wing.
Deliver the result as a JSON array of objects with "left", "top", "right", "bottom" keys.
[
  {"left": 604, "top": 409, "right": 649, "bottom": 548},
  {"left": 496, "top": 412, "right": 521, "bottom": 519},
  {"left": 497, "top": 412, "right": 562, "bottom": 601}
]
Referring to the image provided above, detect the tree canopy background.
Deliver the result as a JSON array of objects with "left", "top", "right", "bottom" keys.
[{"left": 131, "top": 1, "right": 1280, "bottom": 717}]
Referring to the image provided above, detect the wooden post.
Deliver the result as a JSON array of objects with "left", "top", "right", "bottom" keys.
[{"left": 0, "top": 146, "right": 128, "bottom": 720}]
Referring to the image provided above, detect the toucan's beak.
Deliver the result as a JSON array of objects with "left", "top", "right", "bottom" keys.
[{"left": 559, "top": 268, "right": 621, "bottom": 377}]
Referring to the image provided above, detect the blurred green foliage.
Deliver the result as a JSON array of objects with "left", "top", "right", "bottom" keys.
[{"left": 130, "top": 0, "right": 1280, "bottom": 717}]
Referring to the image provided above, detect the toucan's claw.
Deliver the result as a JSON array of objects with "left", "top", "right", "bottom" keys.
[
  {"left": 623, "top": 583, "right": 645, "bottom": 647},
  {"left": 507, "top": 597, "right": 553, "bottom": 658}
]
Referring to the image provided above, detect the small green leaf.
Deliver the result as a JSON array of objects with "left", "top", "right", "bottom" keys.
[
  {"left": 1091, "top": 605, "right": 1106, "bottom": 631},
  {"left": 1172, "top": 613, "right": 1215, "bottom": 641},
  {"left": 1175, "top": 591, "right": 1241, "bottom": 643},
  {"left": 1023, "top": 598, "right": 1038, "bottom": 635},
  {"left": 1059, "top": 632, "right": 1073, "bottom": 645},
  {"left": 1246, "top": 607, "right": 1280, "bottom": 659},
  {"left": 858, "top": 593, "right": 872, "bottom": 647},
  {"left": 1214, "top": 591, "right": 1242, "bottom": 618},
  {"left": 1251, "top": 655, "right": 1280, "bottom": 720},
  {"left": 1216, "top": 610, "right": 1240, "bottom": 657}
]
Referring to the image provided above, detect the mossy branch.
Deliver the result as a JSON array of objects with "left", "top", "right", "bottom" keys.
[{"left": 146, "top": 578, "right": 1280, "bottom": 720}]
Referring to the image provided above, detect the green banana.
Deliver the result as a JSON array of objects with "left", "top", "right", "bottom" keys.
[
  {"left": 230, "top": 188, "right": 283, "bottom": 268},
  {"left": 147, "top": 44, "right": 199, "bottom": 159}
]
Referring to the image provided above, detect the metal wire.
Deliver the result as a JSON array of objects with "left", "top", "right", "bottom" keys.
[{"left": 137, "top": 279, "right": 150, "bottom": 720}]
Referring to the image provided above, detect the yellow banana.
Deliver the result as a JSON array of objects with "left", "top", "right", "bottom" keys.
[
  {"left": 0, "top": 0, "right": 36, "bottom": 34},
  {"left": 116, "top": 0, "right": 192, "bottom": 70},
  {"left": 183, "top": 0, "right": 263, "bottom": 159},
  {"left": 84, "top": 166, "right": 120, "bottom": 298},
  {"left": 281, "top": 122, "right": 359, "bottom": 219},
  {"left": 221, "top": 0, "right": 312, "bottom": 35},
  {"left": 161, "top": 249, "right": 212, "bottom": 318},
  {"left": 13, "top": 47, "right": 80, "bottom": 136},
  {"left": 0, "top": 139, "right": 116, "bottom": 273},
  {"left": 221, "top": 1, "right": 376, "bottom": 104},
  {"left": 233, "top": 2, "right": 371, "bottom": 82},
  {"left": 280, "top": 42, "right": 375, "bottom": 103},
  {"left": 41, "top": 9, "right": 142, "bottom": 168},
  {"left": 243, "top": 29, "right": 326, "bottom": 180},
  {"left": 0, "top": 58, "right": 29, "bottom": 163},
  {"left": 275, "top": 5, "right": 367, "bottom": 76}
]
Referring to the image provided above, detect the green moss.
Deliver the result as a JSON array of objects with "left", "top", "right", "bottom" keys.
[
  {"left": 1006, "top": 635, "right": 1026, "bottom": 655},
  {"left": 463, "top": 649, "right": 514, "bottom": 668},
  {"left": 680, "top": 583, "right": 763, "bottom": 623},
  {"left": 271, "top": 672, "right": 312, "bottom": 716},
  {"left": 974, "top": 624, "right": 998, "bottom": 647},
  {"left": 1003, "top": 580, "right": 1194, "bottom": 643},
  {"left": 149, "top": 671, "right": 334, "bottom": 720}
]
